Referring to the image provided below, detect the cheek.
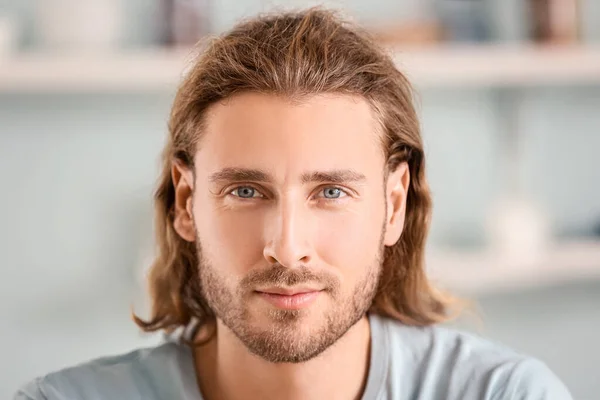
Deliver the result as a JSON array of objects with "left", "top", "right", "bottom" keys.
[
  {"left": 315, "top": 202, "right": 385, "bottom": 277},
  {"left": 194, "top": 202, "right": 266, "bottom": 274}
]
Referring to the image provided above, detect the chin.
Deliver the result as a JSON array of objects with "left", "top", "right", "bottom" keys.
[
  {"left": 255, "top": 304, "right": 327, "bottom": 329},
  {"left": 244, "top": 329, "right": 333, "bottom": 364}
]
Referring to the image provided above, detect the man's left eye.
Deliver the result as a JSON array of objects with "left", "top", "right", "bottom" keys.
[{"left": 320, "top": 187, "right": 347, "bottom": 199}]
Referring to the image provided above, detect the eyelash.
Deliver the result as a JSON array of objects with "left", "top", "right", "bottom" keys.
[{"left": 228, "top": 185, "right": 350, "bottom": 201}]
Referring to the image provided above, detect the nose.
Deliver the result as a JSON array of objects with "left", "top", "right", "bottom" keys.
[{"left": 263, "top": 196, "right": 312, "bottom": 268}]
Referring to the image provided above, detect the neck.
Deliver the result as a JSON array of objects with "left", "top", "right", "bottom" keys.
[{"left": 193, "top": 315, "right": 372, "bottom": 400}]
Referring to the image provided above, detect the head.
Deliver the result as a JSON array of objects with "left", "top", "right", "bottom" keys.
[{"left": 134, "top": 8, "right": 456, "bottom": 363}]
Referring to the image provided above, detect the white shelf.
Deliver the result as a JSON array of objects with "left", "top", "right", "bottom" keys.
[
  {"left": 394, "top": 45, "right": 600, "bottom": 87},
  {"left": 2, "top": 45, "right": 600, "bottom": 92},
  {"left": 427, "top": 240, "right": 600, "bottom": 296},
  {"left": 0, "top": 49, "right": 193, "bottom": 92}
]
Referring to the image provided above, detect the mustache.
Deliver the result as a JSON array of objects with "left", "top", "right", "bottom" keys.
[{"left": 241, "top": 264, "right": 340, "bottom": 293}]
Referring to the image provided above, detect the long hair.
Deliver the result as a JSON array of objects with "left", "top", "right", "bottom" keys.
[{"left": 133, "top": 8, "right": 460, "bottom": 337}]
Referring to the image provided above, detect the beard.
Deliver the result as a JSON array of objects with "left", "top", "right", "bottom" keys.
[{"left": 195, "top": 237, "right": 384, "bottom": 364}]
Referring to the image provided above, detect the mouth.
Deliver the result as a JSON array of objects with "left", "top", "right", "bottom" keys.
[{"left": 255, "top": 287, "right": 324, "bottom": 310}]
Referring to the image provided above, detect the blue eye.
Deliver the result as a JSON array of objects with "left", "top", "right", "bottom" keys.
[
  {"left": 231, "top": 186, "right": 262, "bottom": 198},
  {"left": 322, "top": 187, "right": 346, "bottom": 199}
]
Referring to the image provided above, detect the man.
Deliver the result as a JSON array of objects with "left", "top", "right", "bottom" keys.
[{"left": 16, "top": 8, "right": 571, "bottom": 400}]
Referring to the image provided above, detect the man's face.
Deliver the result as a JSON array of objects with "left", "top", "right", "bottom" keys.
[{"left": 190, "top": 93, "right": 392, "bottom": 363}]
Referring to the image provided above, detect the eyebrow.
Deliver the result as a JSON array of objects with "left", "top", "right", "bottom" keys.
[
  {"left": 208, "top": 167, "right": 367, "bottom": 185},
  {"left": 300, "top": 170, "right": 367, "bottom": 185},
  {"left": 209, "top": 168, "right": 271, "bottom": 183}
]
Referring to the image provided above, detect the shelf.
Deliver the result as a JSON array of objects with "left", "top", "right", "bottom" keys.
[
  {"left": 427, "top": 240, "right": 600, "bottom": 296},
  {"left": 0, "top": 50, "right": 193, "bottom": 93},
  {"left": 1, "top": 45, "right": 600, "bottom": 92},
  {"left": 394, "top": 45, "right": 600, "bottom": 87}
]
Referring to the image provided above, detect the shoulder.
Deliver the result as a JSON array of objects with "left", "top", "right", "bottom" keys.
[
  {"left": 496, "top": 357, "right": 573, "bottom": 399},
  {"left": 13, "top": 341, "right": 188, "bottom": 400},
  {"left": 379, "top": 315, "right": 521, "bottom": 367},
  {"left": 376, "top": 316, "right": 572, "bottom": 399}
]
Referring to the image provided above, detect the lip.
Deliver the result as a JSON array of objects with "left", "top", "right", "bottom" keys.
[
  {"left": 256, "top": 289, "right": 323, "bottom": 310},
  {"left": 258, "top": 286, "right": 322, "bottom": 296}
]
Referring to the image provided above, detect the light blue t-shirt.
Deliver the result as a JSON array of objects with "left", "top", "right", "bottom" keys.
[{"left": 15, "top": 314, "right": 572, "bottom": 399}]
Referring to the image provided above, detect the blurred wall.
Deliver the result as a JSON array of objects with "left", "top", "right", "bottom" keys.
[
  {"left": 0, "top": 93, "right": 171, "bottom": 394},
  {"left": 1, "top": 0, "right": 599, "bottom": 399}
]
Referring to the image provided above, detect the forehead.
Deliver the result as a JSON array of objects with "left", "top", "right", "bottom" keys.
[{"left": 195, "top": 93, "right": 386, "bottom": 180}]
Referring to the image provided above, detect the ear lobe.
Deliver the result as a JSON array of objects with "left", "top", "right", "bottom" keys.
[
  {"left": 383, "top": 162, "right": 410, "bottom": 247},
  {"left": 171, "top": 159, "right": 196, "bottom": 243}
]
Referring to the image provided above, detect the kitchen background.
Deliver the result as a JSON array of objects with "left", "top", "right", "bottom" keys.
[{"left": 0, "top": 0, "right": 599, "bottom": 398}]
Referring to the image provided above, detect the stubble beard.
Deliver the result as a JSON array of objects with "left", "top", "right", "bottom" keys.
[{"left": 196, "top": 240, "right": 384, "bottom": 364}]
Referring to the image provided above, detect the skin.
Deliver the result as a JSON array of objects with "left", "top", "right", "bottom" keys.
[{"left": 172, "top": 93, "right": 410, "bottom": 400}]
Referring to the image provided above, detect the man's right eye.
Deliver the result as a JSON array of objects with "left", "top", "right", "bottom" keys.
[{"left": 230, "top": 186, "right": 264, "bottom": 199}]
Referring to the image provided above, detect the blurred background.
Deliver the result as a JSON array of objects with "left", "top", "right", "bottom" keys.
[{"left": 1, "top": 0, "right": 599, "bottom": 398}]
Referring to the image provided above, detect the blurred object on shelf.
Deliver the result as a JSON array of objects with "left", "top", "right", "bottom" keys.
[
  {"left": 0, "top": 14, "right": 19, "bottom": 58},
  {"left": 371, "top": 21, "right": 442, "bottom": 45},
  {"left": 435, "top": 0, "right": 490, "bottom": 42},
  {"left": 34, "top": 0, "right": 124, "bottom": 52},
  {"left": 159, "top": 0, "right": 211, "bottom": 47},
  {"left": 529, "top": 0, "right": 552, "bottom": 41},
  {"left": 486, "top": 0, "right": 530, "bottom": 43},
  {"left": 529, "top": 0, "right": 581, "bottom": 43},
  {"left": 579, "top": 0, "right": 600, "bottom": 44},
  {"left": 484, "top": 90, "right": 551, "bottom": 267},
  {"left": 594, "top": 218, "right": 600, "bottom": 237},
  {"left": 486, "top": 196, "right": 551, "bottom": 266}
]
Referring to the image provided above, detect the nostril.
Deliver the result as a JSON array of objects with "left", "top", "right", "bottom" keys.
[
  {"left": 265, "top": 255, "right": 278, "bottom": 264},
  {"left": 298, "top": 255, "right": 310, "bottom": 263}
]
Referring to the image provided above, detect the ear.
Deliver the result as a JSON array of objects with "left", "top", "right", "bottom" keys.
[
  {"left": 383, "top": 162, "right": 410, "bottom": 246},
  {"left": 172, "top": 159, "right": 196, "bottom": 243}
]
